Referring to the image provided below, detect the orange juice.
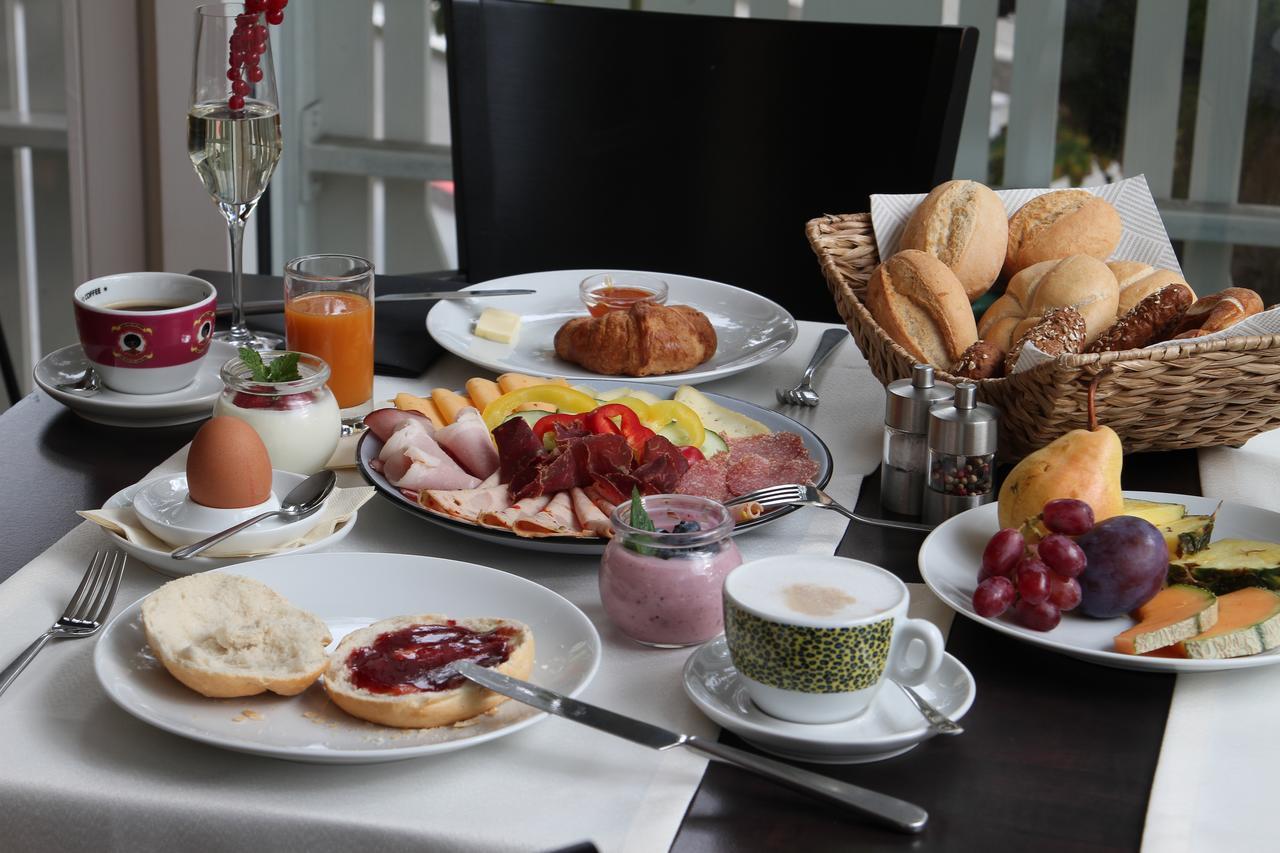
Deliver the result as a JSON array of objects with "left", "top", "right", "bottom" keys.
[{"left": 284, "top": 291, "right": 374, "bottom": 409}]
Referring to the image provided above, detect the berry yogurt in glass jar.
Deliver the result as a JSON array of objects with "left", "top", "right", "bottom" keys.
[
  {"left": 600, "top": 494, "right": 742, "bottom": 648},
  {"left": 213, "top": 351, "right": 340, "bottom": 473}
]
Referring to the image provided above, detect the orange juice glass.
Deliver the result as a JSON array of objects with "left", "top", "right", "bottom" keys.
[{"left": 284, "top": 254, "right": 374, "bottom": 413}]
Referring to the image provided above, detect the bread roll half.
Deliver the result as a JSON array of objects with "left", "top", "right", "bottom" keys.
[
  {"left": 865, "top": 250, "right": 978, "bottom": 368},
  {"left": 1108, "top": 261, "right": 1193, "bottom": 316},
  {"left": 979, "top": 255, "right": 1119, "bottom": 348},
  {"left": 900, "top": 180, "right": 1008, "bottom": 301},
  {"left": 323, "top": 614, "right": 535, "bottom": 728},
  {"left": 142, "top": 573, "right": 332, "bottom": 698},
  {"left": 1005, "top": 189, "right": 1121, "bottom": 277}
]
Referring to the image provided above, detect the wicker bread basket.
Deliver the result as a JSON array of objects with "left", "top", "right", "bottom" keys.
[{"left": 806, "top": 212, "right": 1280, "bottom": 457}]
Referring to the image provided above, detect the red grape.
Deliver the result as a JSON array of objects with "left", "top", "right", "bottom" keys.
[
  {"left": 980, "top": 528, "right": 1025, "bottom": 581},
  {"left": 1038, "top": 533, "right": 1087, "bottom": 578},
  {"left": 1049, "top": 575, "right": 1082, "bottom": 611},
  {"left": 1015, "top": 558, "right": 1051, "bottom": 604},
  {"left": 1041, "top": 498, "right": 1095, "bottom": 536},
  {"left": 973, "top": 576, "right": 1015, "bottom": 618},
  {"left": 1014, "top": 598, "right": 1061, "bottom": 632}
]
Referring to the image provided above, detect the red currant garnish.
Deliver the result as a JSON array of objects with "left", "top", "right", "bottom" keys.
[
  {"left": 228, "top": 93, "right": 246, "bottom": 110},
  {"left": 248, "top": 65, "right": 264, "bottom": 82}
]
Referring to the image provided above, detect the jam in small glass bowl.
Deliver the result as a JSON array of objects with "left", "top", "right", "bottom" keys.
[
  {"left": 213, "top": 352, "right": 340, "bottom": 474},
  {"left": 579, "top": 272, "right": 669, "bottom": 318}
]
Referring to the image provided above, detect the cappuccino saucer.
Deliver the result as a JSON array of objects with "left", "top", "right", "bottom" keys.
[
  {"left": 682, "top": 635, "right": 975, "bottom": 764},
  {"left": 33, "top": 340, "right": 235, "bottom": 428}
]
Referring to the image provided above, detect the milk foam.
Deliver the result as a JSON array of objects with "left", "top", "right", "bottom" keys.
[{"left": 727, "top": 559, "right": 902, "bottom": 623}]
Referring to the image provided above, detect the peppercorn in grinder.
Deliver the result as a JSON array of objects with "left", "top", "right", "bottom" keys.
[{"left": 922, "top": 382, "right": 999, "bottom": 525}]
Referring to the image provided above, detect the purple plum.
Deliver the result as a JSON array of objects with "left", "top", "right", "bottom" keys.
[{"left": 1076, "top": 516, "right": 1169, "bottom": 618}]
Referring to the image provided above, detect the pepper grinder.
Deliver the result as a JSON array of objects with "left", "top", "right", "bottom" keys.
[
  {"left": 922, "top": 383, "right": 999, "bottom": 525},
  {"left": 881, "top": 364, "right": 955, "bottom": 516}
]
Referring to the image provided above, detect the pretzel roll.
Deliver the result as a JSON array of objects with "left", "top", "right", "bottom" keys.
[
  {"left": 1088, "top": 284, "right": 1195, "bottom": 352},
  {"left": 1005, "top": 189, "right": 1122, "bottom": 277},
  {"left": 900, "top": 180, "right": 1008, "bottom": 302},
  {"left": 1174, "top": 287, "right": 1264, "bottom": 335}
]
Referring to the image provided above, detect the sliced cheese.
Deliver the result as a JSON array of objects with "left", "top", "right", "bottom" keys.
[{"left": 474, "top": 308, "right": 522, "bottom": 344}]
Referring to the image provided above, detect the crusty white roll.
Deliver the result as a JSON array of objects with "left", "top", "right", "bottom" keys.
[
  {"left": 978, "top": 254, "right": 1119, "bottom": 349},
  {"left": 141, "top": 573, "right": 332, "bottom": 699},
  {"left": 1005, "top": 189, "right": 1122, "bottom": 277},
  {"left": 323, "top": 614, "right": 535, "bottom": 729},
  {"left": 900, "top": 180, "right": 1008, "bottom": 301},
  {"left": 1107, "top": 261, "right": 1194, "bottom": 316},
  {"left": 865, "top": 249, "right": 979, "bottom": 368}
]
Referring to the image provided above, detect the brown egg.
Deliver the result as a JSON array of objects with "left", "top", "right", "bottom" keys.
[{"left": 187, "top": 416, "right": 273, "bottom": 508}]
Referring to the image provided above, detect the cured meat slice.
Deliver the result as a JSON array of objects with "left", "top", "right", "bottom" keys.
[
  {"left": 481, "top": 494, "right": 552, "bottom": 529},
  {"left": 383, "top": 443, "right": 483, "bottom": 491},
  {"left": 420, "top": 483, "right": 510, "bottom": 522},
  {"left": 633, "top": 435, "right": 689, "bottom": 493},
  {"left": 724, "top": 452, "right": 774, "bottom": 497},
  {"left": 378, "top": 418, "right": 436, "bottom": 464},
  {"left": 514, "top": 491, "right": 583, "bottom": 537},
  {"left": 571, "top": 487, "right": 612, "bottom": 538},
  {"left": 723, "top": 433, "right": 819, "bottom": 494},
  {"left": 477, "top": 471, "right": 501, "bottom": 488},
  {"left": 493, "top": 417, "right": 544, "bottom": 483},
  {"left": 579, "top": 433, "right": 633, "bottom": 477},
  {"left": 365, "top": 408, "right": 433, "bottom": 443},
  {"left": 675, "top": 457, "right": 730, "bottom": 502},
  {"left": 433, "top": 406, "right": 500, "bottom": 479}
]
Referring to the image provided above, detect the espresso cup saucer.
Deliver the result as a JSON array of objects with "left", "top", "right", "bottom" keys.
[
  {"left": 682, "top": 635, "right": 975, "bottom": 764},
  {"left": 33, "top": 340, "right": 236, "bottom": 428}
]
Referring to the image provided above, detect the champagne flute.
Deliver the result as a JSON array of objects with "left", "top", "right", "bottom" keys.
[{"left": 188, "top": 3, "right": 284, "bottom": 350}]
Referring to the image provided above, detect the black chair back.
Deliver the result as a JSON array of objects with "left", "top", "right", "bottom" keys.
[{"left": 446, "top": 0, "right": 976, "bottom": 320}]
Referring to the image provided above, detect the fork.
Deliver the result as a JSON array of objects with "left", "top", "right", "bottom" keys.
[
  {"left": 775, "top": 328, "right": 847, "bottom": 407},
  {"left": 0, "top": 550, "right": 126, "bottom": 698},
  {"left": 727, "top": 484, "right": 933, "bottom": 533}
]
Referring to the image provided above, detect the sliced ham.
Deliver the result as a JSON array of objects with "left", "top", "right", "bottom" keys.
[
  {"left": 365, "top": 408, "right": 432, "bottom": 443},
  {"left": 481, "top": 494, "right": 552, "bottom": 529},
  {"left": 571, "top": 487, "right": 613, "bottom": 538},
  {"left": 478, "top": 471, "right": 501, "bottom": 488},
  {"left": 379, "top": 420, "right": 481, "bottom": 491},
  {"left": 433, "top": 406, "right": 499, "bottom": 480},
  {"left": 514, "top": 491, "right": 583, "bottom": 537},
  {"left": 420, "top": 483, "right": 511, "bottom": 522}
]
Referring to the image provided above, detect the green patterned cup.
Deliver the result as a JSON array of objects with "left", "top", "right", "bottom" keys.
[{"left": 722, "top": 555, "right": 943, "bottom": 724}]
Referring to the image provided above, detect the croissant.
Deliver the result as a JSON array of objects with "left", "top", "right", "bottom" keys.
[{"left": 554, "top": 302, "right": 717, "bottom": 376}]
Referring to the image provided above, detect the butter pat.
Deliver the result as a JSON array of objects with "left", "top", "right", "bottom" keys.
[{"left": 474, "top": 308, "right": 522, "bottom": 344}]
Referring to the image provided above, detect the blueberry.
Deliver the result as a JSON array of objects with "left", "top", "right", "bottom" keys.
[{"left": 671, "top": 520, "right": 701, "bottom": 534}]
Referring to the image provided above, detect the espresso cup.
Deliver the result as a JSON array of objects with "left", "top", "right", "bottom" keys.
[
  {"left": 722, "top": 555, "right": 944, "bottom": 724},
  {"left": 73, "top": 273, "right": 217, "bottom": 394}
]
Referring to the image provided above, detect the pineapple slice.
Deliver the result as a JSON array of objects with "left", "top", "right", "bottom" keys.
[
  {"left": 1170, "top": 539, "right": 1280, "bottom": 594},
  {"left": 1158, "top": 513, "right": 1216, "bottom": 560},
  {"left": 1122, "top": 498, "right": 1187, "bottom": 527}
]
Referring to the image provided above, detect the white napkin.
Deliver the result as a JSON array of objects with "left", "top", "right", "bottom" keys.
[{"left": 1198, "top": 428, "right": 1280, "bottom": 513}]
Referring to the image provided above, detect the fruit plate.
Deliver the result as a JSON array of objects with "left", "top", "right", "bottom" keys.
[
  {"left": 356, "top": 381, "right": 833, "bottom": 555},
  {"left": 94, "top": 552, "right": 601, "bottom": 764},
  {"left": 425, "top": 269, "right": 798, "bottom": 385},
  {"left": 919, "top": 491, "right": 1280, "bottom": 673}
]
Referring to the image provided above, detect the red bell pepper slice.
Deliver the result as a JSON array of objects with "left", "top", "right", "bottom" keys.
[
  {"left": 588, "top": 404, "right": 655, "bottom": 458},
  {"left": 678, "top": 445, "right": 705, "bottom": 463}
]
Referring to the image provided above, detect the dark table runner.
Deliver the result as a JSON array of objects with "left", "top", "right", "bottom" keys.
[{"left": 0, "top": 376, "right": 1201, "bottom": 849}]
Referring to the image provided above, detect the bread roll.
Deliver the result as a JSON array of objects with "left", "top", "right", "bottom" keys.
[
  {"left": 1088, "top": 284, "right": 1194, "bottom": 352},
  {"left": 1107, "top": 262, "right": 1193, "bottom": 316},
  {"left": 978, "top": 254, "right": 1119, "bottom": 349},
  {"left": 951, "top": 340, "right": 1005, "bottom": 380},
  {"left": 865, "top": 250, "right": 978, "bottom": 368},
  {"left": 1174, "top": 287, "right": 1264, "bottom": 335},
  {"left": 1005, "top": 189, "right": 1122, "bottom": 276},
  {"left": 900, "top": 180, "right": 1008, "bottom": 301},
  {"left": 1005, "top": 307, "right": 1087, "bottom": 373},
  {"left": 141, "top": 573, "right": 332, "bottom": 699},
  {"left": 323, "top": 614, "right": 535, "bottom": 728}
]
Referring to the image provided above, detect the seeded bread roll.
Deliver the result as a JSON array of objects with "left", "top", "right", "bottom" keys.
[
  {"left": 900, "top": 180, "right": 1008, "bottom": 301},
  {"left": 865, "top": 249, "right": 979, "bottom": 368},
  {"left": 1005, "top": 189, "right": 1122, "bottom": 277},
  {"left": 1173, "top": 287, "right": 1264, "bottom": 336},
  {"left": 1088, "top": 284, "right": 1194, "bottom": 352},
  {"left": 1107, "top": 261, "right": 1195, "bottom": 316},
  {"left": 978, "top": 254, "right": 1119, "bottom": 350},
  {"left": 141, "top": 573, "right": 332, "bottom": 699},
  {"left": 322, "top": 614, "right": 535, "bottom": 729},
  {"left": 1005, "top": 307, "right": 1087, "bottom": 373},
  {"left": 951, "top": 340, "right": 1006, "bottom": 380}
]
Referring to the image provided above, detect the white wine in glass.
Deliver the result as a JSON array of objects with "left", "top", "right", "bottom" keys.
[{"left": 188, "top": 3, "right": 284, "bottom": 350}]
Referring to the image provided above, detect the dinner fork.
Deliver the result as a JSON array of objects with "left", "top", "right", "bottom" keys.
[
  {"left": 727, "top": 484, "right": 934, "bottom": 533},
  {"left": 775, "top": 328, "right": 847, "bottom": 407},
  {"left": 0, "top": 550, "right": 125, "bottom": 698}
]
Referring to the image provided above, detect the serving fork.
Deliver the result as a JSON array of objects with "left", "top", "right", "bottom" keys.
[
  {"left": 727, "top": 484, "right": 933, "bottom": 533},
  {"left": 0, "top": 550, "right": 125, "bottom": 698}
]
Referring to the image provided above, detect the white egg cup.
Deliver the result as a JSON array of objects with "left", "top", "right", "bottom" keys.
[{"left": 132, "top": 471, "right": 321, "bottom": 556}]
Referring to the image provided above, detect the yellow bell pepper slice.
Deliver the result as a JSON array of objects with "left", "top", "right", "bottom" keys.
[
  {"left": 641, "top": 400, "right": 705, "bottom": 449},
  {"left": 481, "top": 384, "right": 598, "bottom": 431}
]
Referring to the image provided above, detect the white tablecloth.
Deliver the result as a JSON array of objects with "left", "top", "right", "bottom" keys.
[{"left": 0, "top": 322, "right": 885, "bottom": 853}]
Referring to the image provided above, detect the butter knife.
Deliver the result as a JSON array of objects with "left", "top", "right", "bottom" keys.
[
  {"left": 455, "top": 661, "right": 928, "bottom": 834},
  {"left": 218, "top": 289, "right": 536, "bottom": 316}
]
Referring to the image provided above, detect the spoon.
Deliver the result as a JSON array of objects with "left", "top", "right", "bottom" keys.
[
  {"left": 170, "top": 469, "right": 337, "bottom": 560},
  {"left": 893, "top": 680, "right": 964, "bottom": 736},
  {"left": 55, "top": 368, "right": 101, "bottom": 396}
]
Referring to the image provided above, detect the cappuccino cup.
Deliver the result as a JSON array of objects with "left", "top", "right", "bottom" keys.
[
  {"left": 722, "top": 555, "right": 943, "bottom": 724},
  {"left": 73, "top": 273, "right": 217, "bottom": 394}
]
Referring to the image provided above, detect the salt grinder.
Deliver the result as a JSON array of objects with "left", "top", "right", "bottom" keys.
[
  {"left": 881, "top": 364, "right": 955, "bottom": 516},
  {"left": 923, "top": 382, "right": 999, "bottom": 525}
]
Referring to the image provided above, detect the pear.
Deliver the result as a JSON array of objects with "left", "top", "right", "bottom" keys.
[{"left": 998, "top": 380, "right": 1124, "bottom": 532}]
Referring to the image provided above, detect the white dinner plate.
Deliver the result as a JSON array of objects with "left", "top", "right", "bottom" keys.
[
  {"left": 425, "top": 269, "right": 798, "bottom": 384},
  {"left": 33, "top": 340, "right": 235, "bottom": 427},
  {"left": 94, "top": 553, "right": 601, "bottom": 763},
  {"left": 101, "top": 471, "right": 356, "bottom": 577},
  {"left": 919, "top": 490, "right": 1280, "bottom": 673},
  {"left": 683, "top": 635, "right": 975, "bottom": 764},
  {"left": 356, "top": 380, "right": 833, "bottom": 555}
]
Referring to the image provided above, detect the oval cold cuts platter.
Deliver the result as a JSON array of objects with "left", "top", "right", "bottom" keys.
[
  {"left": 357, "top": 381, "right": 833, "bottom": 555},
  {"left": 919, "top": 490, "right": 1280, "bottom": 673}
]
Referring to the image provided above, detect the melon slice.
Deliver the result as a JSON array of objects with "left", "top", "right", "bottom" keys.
[
  {"left": 1157, "top": 513, "right": 1215, "bottom": 560},
  {"left": 1122, "top": 498, "right": 1187, "bottom": 527},
  {"left": 1114, "top": 585, "right": 1218, "bottom": 655},
  {"left": 1177, "top": 588, "right": 1280, "bottom": 660}
]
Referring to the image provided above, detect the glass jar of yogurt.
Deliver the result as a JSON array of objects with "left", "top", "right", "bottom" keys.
[
  {"left": 213, "top": 352, "right": 340, "bottom": 474},
  {"left": 600, "top": 495, "right": 743, "bottom": 648}
]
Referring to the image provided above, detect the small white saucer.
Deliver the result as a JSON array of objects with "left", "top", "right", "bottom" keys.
[
  {"left": 104, "top": 470, "right": 354, "bottom": 577},
  {"left": 33, "top": 340, "right": 236, "bottom": 427},
  {"left": 682, "top": 635, "right": 975, "bottom": 764}
]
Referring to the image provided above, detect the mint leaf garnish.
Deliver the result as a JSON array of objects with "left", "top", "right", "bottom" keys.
[
  {"left": 266, "top": 351, "right": 301, "bottom": 382},
  {"left": 239, "top": 347, "right": 268, "bottom": 381},
  {"left": 625, "top": 487, "right": 658, "bottom": 556}
]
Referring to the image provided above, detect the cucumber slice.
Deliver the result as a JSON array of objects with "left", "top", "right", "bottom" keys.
[{"left": 658, "top": 423, "right": 728, "bottom": 458}]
